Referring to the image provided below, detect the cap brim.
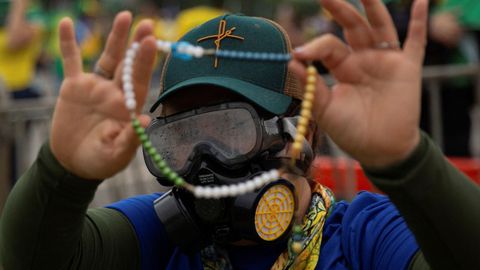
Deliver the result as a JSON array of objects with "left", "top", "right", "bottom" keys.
[{"left": 150, "top": 76, "right": 292, "bottom": 115}]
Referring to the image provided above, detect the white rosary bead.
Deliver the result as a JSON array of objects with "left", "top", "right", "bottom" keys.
[
  {"left": 260, "top": 173, "right": 271, "bottom": 184},
  {"left": 122, "top": 74, "right": 132, "bottom": 84},
  {"left": 246, "top": 180, "right": 255, "bottom": 192},
  {"left": 123, "top": 65, "right": 132, "bottom": 76},
  {"left": 156, "top": 40, "right": 165, "bottom": 50},
  {"left": 125, "top": 98, "right": 136, "bottom": 110},
  {"left": 194, "top": 186, "right": 205, "bottom": 198},
  {"left": 125, "top": 90, "right": 134, "bottom": 100},
  {"left": 124, "top": 82, "right": 133, "bottom": 93},
  {"left": 203, "top": 187, "right": 213, "bottom": 199},
  {"left": 131, "top": 42, "right": 140, "bottom": 51},
  {"left": 157, "top": 41, "right": 172, "bottom": 53},
  {"left": 220, "top": 185, "right": 229, "bottom": 197},
  {"left": 193, "top": 46, "right": 204, "bottom": 58},
  {"left": 124, "top": 57, "right": 133, "bottom": 67},
  {"left": 177, "top": 44, "right": 188, "bottom": 54},
  {"left": 237, "top": 183, "right": 247, "bottom": 195},
  {"left": 269, "top": 169, "right": 279, "bottom": 180},
  {"left": 254, "top": 176, "right": 264, "bottom": 188},
  {"left": 211, "top": 187, "right": 222, "bottom": 199},
  {"left": 126, "top": 49, "right": 135, "bottom": 59},
  {"left": 228, "top": 184, "right": 238, "bottom": 196}
]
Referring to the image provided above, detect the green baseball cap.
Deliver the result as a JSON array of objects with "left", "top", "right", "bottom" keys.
[{"left": 150, "top": 14, "right": 302, "bottom": 115}]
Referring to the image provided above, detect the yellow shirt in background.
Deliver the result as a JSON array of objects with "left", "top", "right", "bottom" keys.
[{"left": 0, "top": 29, "right": 42, "bottom": 91}]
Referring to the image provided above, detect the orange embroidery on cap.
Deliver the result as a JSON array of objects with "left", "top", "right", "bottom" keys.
[{"left": 197, "top": 19, "right": 244, "bottom": 68}]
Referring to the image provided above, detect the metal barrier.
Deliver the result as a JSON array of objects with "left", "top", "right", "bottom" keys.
[{"left": 1, "top": 64, "right": 479, "bottom": 212}]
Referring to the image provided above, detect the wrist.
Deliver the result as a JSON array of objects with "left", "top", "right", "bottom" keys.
[
  {"left": 49, "top": 138, "right": 103, "bottom": 181},
  {"left": 360, "top": 130, "right": 421, "bottom": 170},
  {"left": 362, "top": 131, "right": 428, "bottom": 180}
]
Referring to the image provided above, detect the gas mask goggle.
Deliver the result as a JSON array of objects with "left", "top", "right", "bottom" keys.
[{"left": 144, "top": 102, "right": 313, "bottom": 254}]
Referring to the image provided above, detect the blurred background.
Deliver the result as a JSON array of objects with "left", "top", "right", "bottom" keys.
[{"left": 0, "top": 0, "right": 479, "bottom": 215}]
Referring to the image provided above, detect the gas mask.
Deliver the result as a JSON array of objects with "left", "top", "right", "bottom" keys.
[{"left": 143, "top": 102, "right": 313, "bottom": 254}]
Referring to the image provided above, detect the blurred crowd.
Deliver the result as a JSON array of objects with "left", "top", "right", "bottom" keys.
[{"left": 0, "top": 0, "right": 479, "bottom": 184}]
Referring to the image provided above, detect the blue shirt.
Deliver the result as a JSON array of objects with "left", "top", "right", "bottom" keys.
[{"left": 107, "top": 191, "right": 419, "bottom": 270}]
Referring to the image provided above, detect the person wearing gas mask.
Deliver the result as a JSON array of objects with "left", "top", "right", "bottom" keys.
[{"left": 1, "top": 0, "right": 479, "bottom": 269}]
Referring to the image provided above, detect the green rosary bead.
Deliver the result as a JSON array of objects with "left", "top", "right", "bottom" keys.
[
  {"left": 153, "top": 153, "right": 162, "bottom": 163},
  {"left": 135, "top": 126, "right": 144, "bottom": 135},
  {"left": 132, "top": 118, "right": 141, "bottom": 128},
  {"left": 155, "top": 159, "right": 167, "bottom": 169},
  {"left": 144, "top": 141, "right": 152, "bottom": 149},
  {"left": 293, "top": 225, "right": 303, "bottom": 234},
  {"left": 147, "top": 147, "right": 156, "bottom": 156},
  {"left": 139, "top": 134, "right": 148, "bottom": 143},
  {"left": 173, "top": 176, "right": 185, "bottom": 186},
  {"left": 161, "top": 166, "right": 172, "bottom": 176},
  {"left": 167, "top": 171, "right": 178, "bottom": 180}
]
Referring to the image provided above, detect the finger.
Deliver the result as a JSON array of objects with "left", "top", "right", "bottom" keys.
[
  {"left": 132, "top": 36, "right": 157, "bottom": 113},
  {"left": 96, "top": 11, "right": 132, "bottom": 78},
  {"left": 131, "top": 19, "right": 155, "bottom": 43},
  {"left": 360, "top": 0, "right": 399, "bottom": 44},
  {"left": 289, "top": 61, "right": 332, "bottom": 124},
  {"left": 293, "top": 34, "right": 363, "bottom": 82},
  {"left": 115, "top": 114, "right": 152, "bottom": 156},
  {"left": 404, "top": 0, "right": 429, "bottom": 63},
  {"left": 59, "top": 17, "right": 83, "bottom": 77},
  {"left": 113, "top": 19, "right": 154, "bottom": 86},
  {"left": 320, "top": 0, "right": 375, "bottom": 49},
  {"left": 92, "top": 80, "right": 131, "bottom": 121}
]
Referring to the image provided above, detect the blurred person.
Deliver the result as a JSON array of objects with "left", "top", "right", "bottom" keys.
[
  {"left": 427, "top": 0, "right": 480, "bottom": 157},
  {"left": 44, "top": 0, "right": 103, "bottom": 83},
  {"left": 1, "top": 1, "right": 480, "bottom": 270},
  {"left": 0, "top": 0, "right": 44, "bottom": 185},
  {"left": 0, "top": 0, "right": 43, "bottom": 99},
  {"left": 385, "top": 0, "right": 476, "bottom": 156}
]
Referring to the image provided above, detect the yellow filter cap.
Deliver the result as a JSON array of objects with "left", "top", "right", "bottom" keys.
[{"left": 254, "top": 184, "right": 295, "bottom": 241}]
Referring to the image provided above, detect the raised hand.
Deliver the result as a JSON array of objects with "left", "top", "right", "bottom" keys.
[
  {"left": 290, "top": 0, "right": 429, "bottom": 168},
  {"left": 50, "top": 12, "right": 157, "bottom": 180}
]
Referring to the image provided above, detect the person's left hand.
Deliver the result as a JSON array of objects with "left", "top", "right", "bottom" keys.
[{"left": 290, "top": 0, "right": 428, "bottom": 168}]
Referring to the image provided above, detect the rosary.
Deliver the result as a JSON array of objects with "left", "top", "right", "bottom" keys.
[{"left": 122, "top": 40, "right": 318, "bottom": 255}]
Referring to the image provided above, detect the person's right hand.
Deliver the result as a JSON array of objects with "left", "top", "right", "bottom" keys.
[{"left": 50, "top": 12, "right": 157, "bottom": 180}]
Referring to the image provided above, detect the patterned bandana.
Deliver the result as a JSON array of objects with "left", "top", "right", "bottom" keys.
[{"left": 201, "top": 182, "right": 335, "bottom": 270}]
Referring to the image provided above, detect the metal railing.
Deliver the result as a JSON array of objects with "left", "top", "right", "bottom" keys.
[{"left": 1, "top": 64, "right": 480, "bottom": 212}]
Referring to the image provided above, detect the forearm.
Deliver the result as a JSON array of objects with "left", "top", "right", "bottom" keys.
[
  {"left": 0, "top": 142, "right": 140, "bottom": 269},
  {"left": 364, "top": 131, "right": 480, "bottom": 269}
]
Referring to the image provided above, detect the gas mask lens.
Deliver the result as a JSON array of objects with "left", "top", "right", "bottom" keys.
[{"left": 144, "top": 103, "right": 275, "bottom": 180}]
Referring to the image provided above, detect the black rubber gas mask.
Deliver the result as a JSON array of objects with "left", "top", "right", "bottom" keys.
[{"left": 143, "top": 102, "right": 313, "bottom": 254}]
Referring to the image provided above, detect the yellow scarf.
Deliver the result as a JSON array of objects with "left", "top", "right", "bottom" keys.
[{"left": 272, "top": 183, "right": 335, "bottom": 270}]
